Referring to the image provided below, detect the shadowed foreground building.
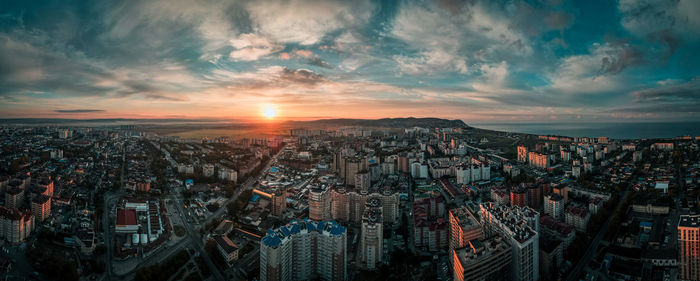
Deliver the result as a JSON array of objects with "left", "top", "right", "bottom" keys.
[
  {"left": 480, "top": 203, "right": 539, "bottom": 281},
  {"left": 452, "top": 236, "right": 512, "bottom": 281},
  {"left": 448, "top": 206, "right": 483, "bottom": 254},
  {"left": 260, "top": 219, "right": 347, "bottom": 281},
  {"left": 679, "top": 215, "right": 700, "bottom": 281}
]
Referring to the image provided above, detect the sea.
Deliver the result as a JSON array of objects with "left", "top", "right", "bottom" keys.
[{"left": 471, "top": 122, "right": 700, "bottom": 140}]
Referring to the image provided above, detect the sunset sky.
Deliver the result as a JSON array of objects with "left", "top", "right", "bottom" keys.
[{"left": 1, "top": 0, "right": 699, "bottom": 122}]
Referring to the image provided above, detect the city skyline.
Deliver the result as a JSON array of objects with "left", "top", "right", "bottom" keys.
[{"left": 1, "top": 0, "right": 699, "bottom": 122}]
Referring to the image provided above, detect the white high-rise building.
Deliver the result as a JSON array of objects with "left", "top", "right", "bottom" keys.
[
  {"left": 544, "top": 194, "right": 564, "bottom": 221},
  {"left": 260, "top": 219, "right": 347, "bottom": 281},
  {"left": 360, "top": 198, "right": 383, "bottom": 270},
  {"left": 480, "top": 203, "right": 539, "bottom": 281}
]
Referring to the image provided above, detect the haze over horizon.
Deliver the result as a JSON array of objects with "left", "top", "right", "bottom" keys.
[{"left": 1, "top": 0, "right": 699, "bottom": 122}]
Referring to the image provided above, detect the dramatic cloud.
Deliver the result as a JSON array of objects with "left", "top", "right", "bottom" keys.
[
  {"left": 0, "top": 0, "right": 698, "bottom": 121},
  {"left": 54, "top": 109, "right": 105, "bottom": 113}
]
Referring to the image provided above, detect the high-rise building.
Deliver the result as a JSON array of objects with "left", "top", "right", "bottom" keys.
[
  {"left": 480, "top": 203, "right": 539, "bottom": 281},
  {"left": 527, "top": 152, "right": 550, "bottom": 170},
  {"left": 330, "top": 187, "right": 399, "bottom": 225},
  {"left": 679, "top": 215, "right": 700, "bottom": 281},
  {"left": 448, "top": 206, "right": 483, "bottom": 254},
  {"left": 517, "top": 146, "right": 528, "bottom": 163},
  {"left": 260, "top": 219, "right": 347, "bottom": 281},
  {"left": 355, "top": 171, "right": 371, "bottom": 193},
  {"left": 527, "top": 184, "right": 542, "bottom": 210},
  {"left": 309, "top": 185, "right": 331, "bottom": 221},
  {"left": 413, "top": 195, "right": 448, "bottom": 251},
  {"left": 202, "top": 164, "right": 215, "bottom": 177},
  {"left": 452, "top": 236, "right": 512, "bottom": 281},
  {"left": 510, "top": 188, "right": 527, "bottom": 207},
  {"left": 271, "top": 189, "right": 287, "bottom": 217},
  {"left": 31, "top": 195, "right": 51, "bottom": 222},
  {"left": 5, "top": 187, "right": 23, "bottom": 210},
  {"left": 544, "top": 194, "right": 564, "bottom": 221},
  {"left": 360, "top": 198, "right": 383, "bottom": 270},
  {"left": 564, "top": 206, "right": 590, "bottom": 232},
  {"left": 0, "top": 207, "right": 34, "bottom": 244},
  {"left": 552, "top": 185, "right": 568, "bottom": 204}
]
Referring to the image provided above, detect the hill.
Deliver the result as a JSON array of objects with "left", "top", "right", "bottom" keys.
[{"left": 288, "top": 117, "right": 468, "bottom": 128}]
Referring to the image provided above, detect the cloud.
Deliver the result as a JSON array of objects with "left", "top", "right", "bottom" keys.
[
  {"left": 279, "top": 68, "right": 326, "bottom": 86},
  {"left": 598, "top": 41, "right": 644, "bottom": 75},
  {"left": 391, "top": 0, "right": 538, "bottom": 75},
  {"left": 633, "top": 77, "right": 700, "bottom": 103},
  {"left": 246, "top": 0, "right": 375, "bottom": 45},
  {"left": 308, "top": 57, "right": 334, "bottom": 69},
  {"left": 54, "top": 109, "right": 105, "bottom": 113},
  {"left": 547, "top": 42, "right": 644, "bottom": 94},
  {"left": 618, "top": 0, "right": 699, "bottom": 57},
  {"left": 229, "top": 33, "right": 283, "bottom": 61}
]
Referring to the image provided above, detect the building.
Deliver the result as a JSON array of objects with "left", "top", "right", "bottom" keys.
[
  {"left": 517, "top": 146, "right": 528, "bottom": 163},
  {"left": 452, "top": 236, "right": 512, "bottom": 281},
  {"left": 213, "top": 235, "right": 239, "bottom": 266},
  {"left": 539, "top": 239, "right": 563, "bottom": 279},
  {"left": 510, "top": 188, "right": 527, "bottom": 207},
  {"left": 679, "top": 215, "right": 700, "bottom": 281},
  {"left": 527, "top": 184, "right": 542, "bottom": 210},
  {"left": 202, "top": 164, "right": 215, "bottom": 177},
  {"left": 330, "top": 187, "right": 400, "bottom": 225},
  {"left": 4, "top": 187, "right": 23, "bottom": 210},
  {"left": 271, "top": 189, "right": 287, "bottom": 217},
  {"left": 218, "top": 167, "right": 238, "bottom": 182},
  {"left": 528, "top": 152, "right": 550, "bottom": 170},
  {"left": 115, "top": 208, "right": 139, "bottom": 234},
  {"left": 544, "top": 194, "right": 564, "bottom": 221},
  {"left": 480, "top": 203, "right": 539, "bottom": 281},
  {"left": 0, "top": 207, "right": 34, "bottom": 244},
  {"left": 565, "top": 206, "right": 590, "bottom": 232},
  {"left": 260, "top": 219, "right": 347, "bottom": 281},
  {"left": 360, "top": 198, "right": 383, "bottom": 270},
  {"left": 448, "top": 206, "right": 483, "bottom": 254},
  {"left": 413, "top": 195, "right": 448, "bottom": 251},
  {"left": 354, "top": 171, "right": 371, "bottom": 193},
  {"left": 539, "top": 215, "right": 575, "bottom": 250},
  {"left": 308, "top": 185, "right": 331, "bottom": 221},
  {"left": 31, "top": 195, "right": 51, "bottom": 222}
]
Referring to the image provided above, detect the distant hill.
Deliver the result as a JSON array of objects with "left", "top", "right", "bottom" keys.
[{"left": 288, "top": 117, "right": 468, "bottom": 128}]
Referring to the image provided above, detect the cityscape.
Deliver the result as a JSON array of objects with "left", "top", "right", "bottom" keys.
[{"left": 1, "top": 1, "right": 700, "bottom": 281}]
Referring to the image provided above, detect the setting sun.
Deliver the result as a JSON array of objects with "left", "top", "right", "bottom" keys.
[{"left": 263, "top": 106, "right": 277, "bottom": 119}]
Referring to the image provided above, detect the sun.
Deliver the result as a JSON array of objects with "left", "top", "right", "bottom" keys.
[{"left": 262, "top": 106, "right": 277, "bottom": 119}]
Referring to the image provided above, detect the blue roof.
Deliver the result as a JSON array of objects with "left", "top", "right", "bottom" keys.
[
  {"left": 261, "top": 219, "right": 346, "bottom": 247},
  {"left": 185, "top": 179, "right": 194, "bottom": 184},
  {"left": 250, "top": 194, "right": 260, "bottom": 202}
]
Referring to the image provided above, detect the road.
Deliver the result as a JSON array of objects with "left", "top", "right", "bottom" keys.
[
  {"left": 104, "top": 147, "right": 126, "bottom": 280},
  {"left": 104, "top": 144, "right": 284, "bottom": 280},
  {"left": 203, "top": 146, "right": 285, "bottom": 227}
]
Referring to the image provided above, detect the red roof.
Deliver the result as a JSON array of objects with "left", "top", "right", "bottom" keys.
[{"left": 116, "top": 208, "right": 137, "bottom": 225}]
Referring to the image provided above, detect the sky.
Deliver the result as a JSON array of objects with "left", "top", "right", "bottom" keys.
[{"left": 0, "top": 0, "right": 699, "bottom": 122}]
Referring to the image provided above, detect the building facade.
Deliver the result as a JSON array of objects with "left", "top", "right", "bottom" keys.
[{"left": 260, "top": 219, "right": 347, "bottom": 281}]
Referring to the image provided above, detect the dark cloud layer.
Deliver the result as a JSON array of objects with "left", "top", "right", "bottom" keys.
[{"left": 54, "top": 109, "right": 105, "bottom": 113}]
